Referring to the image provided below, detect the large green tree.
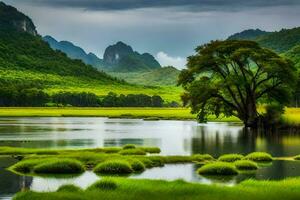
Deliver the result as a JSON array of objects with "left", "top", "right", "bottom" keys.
[{"left": 178, "top": 40, "right": 297, "bottom": 127}]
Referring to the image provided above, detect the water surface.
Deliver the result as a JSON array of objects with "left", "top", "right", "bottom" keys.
[{"left": 1, "top": 117, "right": 300, "bottom": 199}]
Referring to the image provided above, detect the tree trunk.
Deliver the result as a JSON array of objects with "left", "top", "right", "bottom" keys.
[{"left": 243, "top": 99, "right": 259, "bottom": 128}]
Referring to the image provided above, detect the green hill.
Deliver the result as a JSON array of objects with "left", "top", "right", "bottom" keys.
[
  {"left": 110, "top": 66, "right": 180, "bottom": 86},
  {"left": 228, "top": 27, "right": 300, "bottom": 53},
  {"left": 0, "top": 2, "right": 181, "bottom": 102}
]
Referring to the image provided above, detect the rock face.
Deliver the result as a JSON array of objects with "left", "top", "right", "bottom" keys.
[
  {"left": 0, "top": 2, "right": 37, "bottom": 35},
  {"left": 103, "top": 41, "right": 134, "bottom": 66},
  {"left": 103, "top": 41, "right": 161, "bottom": 72}
]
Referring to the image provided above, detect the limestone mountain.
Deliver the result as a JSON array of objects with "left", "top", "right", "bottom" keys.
[
  {"left": 0, "top": 2, "right": 37, "bottom": 36},
  {"left": 43, "top": 35, "right": 105, "bottom": 69},
  {"left": 103, "top": 41, "right": 161, "bottom": 72},
  {"left": 0, "top": 2, "right": 119, "bottom": 87}
]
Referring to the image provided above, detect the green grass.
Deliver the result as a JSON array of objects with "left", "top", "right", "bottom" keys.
[
  {"left": 126, "top": 159, "right": 146, "bottom": 172},
  {"left": 0, "top": 107, "right": 241, "bottom": 121},
  {"left": 87, "top": 179, "right": 118, "bottom": 191},
  {"left": 2, "top": 107, "right": 300, "bottom": 125},
  {"left": 93, "top": 160, "right": 133, "bottom": 174},
  {"left": 197, "top": 162, "right": 239, "bottom": 175},
  {"left": 294, "top": 155, "right": 300, "bottom": 160},
  {"left": 218, "top": 154, "right": 244, "bottom": 162},
  {"left": 234, "top": 160, "right": 258, "bottom": 170},
  {"left": 14, "top": 177, "right": 300, "bottom": 200},
  {"left": 57, "top": 185, "right": 83, "bottom": 192},
  {"left": 122, "top": 144, "right": 136, "bottom": 149},
  {"left": 33, "top": 159, "right": 85, "bottom": 174},
  {"left": 0, "top": 69, "right": 182, "bottom": 103},
  {"left": 119, "top": 149, "right": 147, "bottom": 156},
  {"left": 244, "top": 152, "right": 273, "bottom": 162}
]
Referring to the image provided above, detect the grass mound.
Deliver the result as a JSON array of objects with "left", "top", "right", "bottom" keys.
[
  {"left": 197, "top": 162, "right": 239, "bottom": 175},
  {"left": 87, "top": 179, "right": 118, "bottom": 191},
  {"left": 218, "top": 154, "right": 244, "bottom": 162},
  {"left": 122, "top": 144, "right": 136, "bottom": 150},
  {"left": 141, "top": 147, "right": 161, "bottom": 154},
  {"left": 94, "top": 160, "right": 133, "bottom": 174},
  {"left": 10, "top": 159, "right": 43, "bottom": 173},
  {"left": 33, "top": 159, "right": 85, "bottom": 174},
  {"left": 234, "top": 160, "right": 258, "bottom": 170},
  {"left": 192, "top": 154, "right": 214, "bottom": 162},
  {"left": 244, "top": 152, "right": 273, "bottom": 162},
  {"left": 128, "top": 159, "right": 146, "bottom": 172},
  {"left": 57, "top": 185, "right": 82, "bottom": 192},
  {"left": 119, "top": 149, "right": 146, "bottom": 155}
]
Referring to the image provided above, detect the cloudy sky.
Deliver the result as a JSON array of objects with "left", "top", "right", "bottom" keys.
[{"left": 4, "top": 0, "right": 300, "bottom": 69}]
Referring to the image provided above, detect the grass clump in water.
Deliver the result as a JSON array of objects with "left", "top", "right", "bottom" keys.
[
  {"left": 234, "top": 160, "right": 258, "bottom": 170},
  {"left": 127, "top": 159, "right": 146, "bottom": 172},
  {"left": 33, "top": 159, "right": 85, "bottom": 174},
  {"left": 10, "top": 159, "right": 45, "bottom": 173},
  {"left": 244, "top": 152, "right": 273, "bottom": 162},
  {"left": 87, "top": 179, "right": 118, "bottom": 191},
  {"left": 218, "top": 154, "right": 244, "bottom": 162},
  {"left": 122, "top": 144, "right": 136, "bottom": 150},
  {"left": 94, "top": 160, "right": 133, "bottom": 174},
  {"left": 192, "top": 154, "right": 214, "bottom": 162},
  {"left": 197, "top": 162, "right": 238, "bottom": 175},
  {"left": 119, "top": 149, "right": 146, "bottom": 155},
  {"left": 57, "top": 185, "right": 82, "bottom": 192},
  {"left": 140, "top": 147, "right": 161, "bottom": 154}
]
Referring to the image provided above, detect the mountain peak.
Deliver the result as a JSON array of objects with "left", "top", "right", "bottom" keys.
[
  {"left": 0, "top": 2, "right": 37, "bottom": 35},
  {"left": 103, "top": 41, "right": 160, "bottom": 72}
]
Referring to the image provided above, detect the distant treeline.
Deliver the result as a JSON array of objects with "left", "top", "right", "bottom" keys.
[{"left": 0, "top": 87, "right": 179, "bottom": 107}]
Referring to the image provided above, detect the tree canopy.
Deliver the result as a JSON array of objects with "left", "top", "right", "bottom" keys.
[{"left": 178, "top": 40, "right": 297, "bottom": 127}]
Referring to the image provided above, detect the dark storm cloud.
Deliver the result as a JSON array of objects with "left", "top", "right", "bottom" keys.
[{"left": 15, "top": 0, "right": 300, "bottom": 11}]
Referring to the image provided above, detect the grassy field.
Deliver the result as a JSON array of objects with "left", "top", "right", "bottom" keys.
[
  {"left": 0, "top": 107, "right": 240, "bottom": 122},
  {"left": 0, "top": 69, "right": 182, "bottom": 102},
  {"left": 1, "top": 107, "right": 300, "bottom": 123},
  {"left": 13, "top": 177, "right": 300, "bottom": 200}
]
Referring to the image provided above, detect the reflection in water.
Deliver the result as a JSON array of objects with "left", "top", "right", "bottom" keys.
[
  {"left": 0, "top": 117, "right": 300, "bottom": 156},
  {"left": 0, "top": 157, "right": 32, "bottom": 199}
]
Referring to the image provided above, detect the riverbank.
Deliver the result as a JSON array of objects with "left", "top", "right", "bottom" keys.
[
  {"left": 13, "top": 177, "right": 300, "bottom": 200},
  {"left": 0, "top": 107, "right": 300, "bottom": 124},
  {"left": 0, "top": 107, "right": 240, "bottom": 122}
]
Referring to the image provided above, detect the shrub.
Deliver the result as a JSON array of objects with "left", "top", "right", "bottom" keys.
[
  {"left": 119, "top": 149, "right": 146, "bottom": 155},
  {"left": 94, "top": 160, "right": 133, "bottom": 174},
  {"left": 87, "top": 179, "right": 118, "bottom": 191},
  {"left": 234, "top": 160, "right": 258, "bottom": 170},
  {"left": 33, "top": 159, "right": 85, "bottom": 174},
  {"left": 128, "top": 159, "right": 146, "bottom": 172},
  {"left": 218, "top": 154, "right": 244, "bottom": 162},
  {"left": 57, "top": 185, "right": 82, "bottom": 192},
  {"left": 192, "top": 154, "right": 214, "bottom": 162},
  {"left": 244, "top": 152, "right": 273, "bottom": 162},
  {"left": 197, "top": 162, "right": 239, "bottom": 175},
  {"left": 122, "top": 144, "right": 136, "bottom": 150}
]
